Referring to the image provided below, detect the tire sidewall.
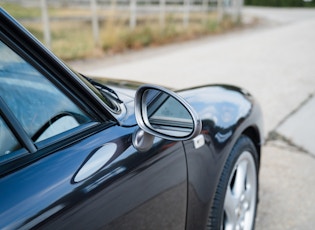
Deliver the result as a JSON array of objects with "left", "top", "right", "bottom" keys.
[{"left": 207, "top": 135, "right": 259, "bottom": 230}]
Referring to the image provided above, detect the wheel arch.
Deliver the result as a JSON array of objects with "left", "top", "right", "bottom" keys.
[{"left": 242, "top": 125, "right": 262, "bottom": 169}]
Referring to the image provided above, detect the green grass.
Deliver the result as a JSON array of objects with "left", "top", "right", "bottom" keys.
[
  {"left": 25, "top": 22, "right": 96, "bottom": 60},
  {"left": 3, "top": 3, "right": 244, "bottom": 60},
  {"left": 101, "top": 14, "right": 238, "bottom": 55},
  {"left": 2, "top": 3, "right": 41, "bottom": 18}
]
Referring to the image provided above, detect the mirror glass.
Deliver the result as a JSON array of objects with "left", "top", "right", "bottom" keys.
[{"left": 142, "top": 89, "right": 194, "bottom": 137}]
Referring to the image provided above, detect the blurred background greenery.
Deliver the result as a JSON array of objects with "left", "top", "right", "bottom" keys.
[
  {"left": 245, "top": 0, "right": 315, "bottom": 7},
  {"left": 1, "top": 1, "right": 248, "bottom": 60},
  {"left": 2, "top": 0, "right": 314, "bottom": 60}
]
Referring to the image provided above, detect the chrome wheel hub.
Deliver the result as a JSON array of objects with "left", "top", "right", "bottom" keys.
[{"left": 222, "top": 151, "right": 257, "bottom": 230}]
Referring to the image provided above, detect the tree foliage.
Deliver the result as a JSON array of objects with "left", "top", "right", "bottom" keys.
[{"left": 245, "top": 0, "right": 315, "bottom": 7}]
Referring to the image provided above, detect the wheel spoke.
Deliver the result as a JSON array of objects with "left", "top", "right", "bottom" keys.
[
  {"left": 244, "top": 185, "right": 253, "bottom": 209},
  {"left": 215, "top": 139, "right": 259, "bottom": 230},
  {"left": 233, "top": 160, "right": 248, "bottom": 198},
  {"left": 224, "top": 186, "right": 238, "bottom": 226}
]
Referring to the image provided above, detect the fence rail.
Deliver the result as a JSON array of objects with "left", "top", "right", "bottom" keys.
[{"left": 3, "top": 0, "right": 242, "bottom": 49}]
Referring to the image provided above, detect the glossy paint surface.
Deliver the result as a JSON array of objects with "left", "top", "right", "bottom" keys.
[
  {"left": 179, "top": 85, "right": 263, "bottom": 229},
  {"left": 0, "top": 125, "right": 188, "bottom": 229},
  {"left": 0, "top": 8, "right": 263, "bottom": 230}
]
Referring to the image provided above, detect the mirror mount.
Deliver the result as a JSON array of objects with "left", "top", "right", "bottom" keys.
[
  {"left": 132, "top": 128, "right": 155, "bottom": 152},
  {"left": 134, "top": 84, "right": 201, "bottom": 145}
]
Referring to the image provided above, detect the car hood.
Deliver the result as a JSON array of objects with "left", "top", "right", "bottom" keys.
[
  {"left": 89, "top": 78, "right": 260, "bottom": 138},
  {"left": 90, "top": 77, "right": 175, "bottom": 99},
  {"left": 90, "top": 77, "right": 146, "bottom": 100}
]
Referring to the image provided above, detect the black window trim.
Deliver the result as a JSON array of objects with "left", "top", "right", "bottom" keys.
[
  {"left": 0, "top": 34, "right": 108, "bottom": 161},
  {"left": 0, "top": 39, "right": 105, "bottom": 159},
  {"left": 0, "top": 10, "right": 120, "bottom": 170},
  {"left": 0, "top": 35, "right": 100, "bottom": 153},
  {"left": 0, "top": 97, "right": 37, "bottom": 153},
  {"left": 0, "top": 121, "right": 113, "bottom": 176},
  {"left": 0, "top": 8, "right": 119, "bottom": 123},
  {"left": 0, "top": 30, "right": 101, "bottom": 124},
  {"left": 34, "top": 121, "right": 100, "bottom": 150}
]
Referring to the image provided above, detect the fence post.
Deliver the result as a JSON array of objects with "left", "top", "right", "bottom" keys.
[
  {"left": 90, "top": 0, "right": 101, "bottom": 48},
  {"left": 202, "top": 0, "right": 207, "bottom": 23},
  {"left": 130, "top": 0, "right": 137, "bottom": 29},
  {"left": 40, "top": 0, "right": 51, "bottom": 49},
  {"left": 236, "top": 0, "right": 243, "bottom": 22},
  {"left": 183, "top": 0, "right": 190, "bottom": 28},
  {"left": 202, "top": 0, "right": 207, "bottom": 12},
  {"left": 231, "top": 0, "right": 242, "bottom": 22},
  {"left": 217, "top": 0, "right": 223, "bottom": 22},
  {"left": 110, "top": 0, "right": 117, "bottom": 20},
  {"left": 159, "top": 0, "right": 166, "bottom": 28}
]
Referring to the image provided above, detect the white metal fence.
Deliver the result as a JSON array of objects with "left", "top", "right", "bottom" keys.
[{"left": 4, "top": 0, "right": 243, "bottom": 48}]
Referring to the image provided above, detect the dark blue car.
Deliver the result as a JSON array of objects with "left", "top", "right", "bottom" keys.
[{"left": 0, "top": 8, "right": 263, "bottom": 230}]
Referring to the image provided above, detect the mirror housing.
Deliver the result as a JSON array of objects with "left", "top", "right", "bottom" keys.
[{"left": 134, "top": 84, "right": 201, "bottom": 142}]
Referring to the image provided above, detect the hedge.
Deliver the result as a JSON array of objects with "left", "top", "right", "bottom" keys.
[{"left": 245, "top": 0, "right": 315, "bottom": 7}]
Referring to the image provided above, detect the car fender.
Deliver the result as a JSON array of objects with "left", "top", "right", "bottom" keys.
[{"left": 177, "top": 84, "right": 264, "bottom": 229}]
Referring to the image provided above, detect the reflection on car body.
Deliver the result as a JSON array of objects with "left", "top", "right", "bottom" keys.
[{"left": 0, "top": 8, "right": 263, "bottom": 230}]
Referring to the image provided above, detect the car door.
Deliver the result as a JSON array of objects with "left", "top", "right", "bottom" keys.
[{"left": 0, "top": 14, "right": 188, "bottom": 229}]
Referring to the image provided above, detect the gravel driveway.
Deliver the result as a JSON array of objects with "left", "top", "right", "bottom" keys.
[{"left": 70, "top": 7, "right": 315, "bottom": 229}]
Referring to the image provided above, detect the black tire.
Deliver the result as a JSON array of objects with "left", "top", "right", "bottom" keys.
[{"left": 207, "top": 135, "right": 259, "bottom": 230}]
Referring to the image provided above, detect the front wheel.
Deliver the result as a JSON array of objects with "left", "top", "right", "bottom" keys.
[{"left": 207, "top": 135, "right": 259, "bottom": 230}]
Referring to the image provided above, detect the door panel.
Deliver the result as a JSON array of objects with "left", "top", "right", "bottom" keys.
[{"left": 0, "top": 125, "right": 188, "bottom": 229}]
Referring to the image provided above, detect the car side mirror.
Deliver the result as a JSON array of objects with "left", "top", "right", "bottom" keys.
[{"left": 134, "top": 85, "right": 201, "bottom": 148}]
